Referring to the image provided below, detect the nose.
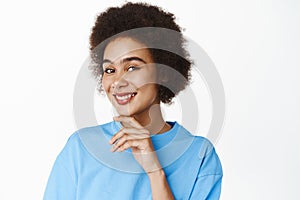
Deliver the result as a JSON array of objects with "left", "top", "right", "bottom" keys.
[{"left": 111, "top": 72, "right": 129, "bottom": 90}]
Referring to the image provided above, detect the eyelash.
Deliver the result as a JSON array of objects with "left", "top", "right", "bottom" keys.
[
  {"left": 104, "top": 68, "right": 115, "bottom": 74},
  {"left": 127, "top": 65, "right": 139, "bottom": 72},
  {"left": 104, "top": 65, "right": 140, "bottom": 74}
]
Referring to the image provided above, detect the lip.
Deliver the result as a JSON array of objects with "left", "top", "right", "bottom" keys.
[{"left": 113, "top": 92, "right": 137, "bottom": 105}]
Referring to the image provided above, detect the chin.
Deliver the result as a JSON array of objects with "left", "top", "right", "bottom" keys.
[
  {"left": 114, "top": 106, "right": 135, "bottom": 117},
  {"left": 116, "top": 111, "right": 132, "bottom": 117}
]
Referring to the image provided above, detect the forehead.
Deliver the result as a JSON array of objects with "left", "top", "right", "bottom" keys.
[{"left": 103, "top": 37, "right": 153, "bottom": 62}]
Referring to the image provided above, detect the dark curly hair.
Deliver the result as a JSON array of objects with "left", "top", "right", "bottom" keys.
[{"left": 89, "top": 2, "right": 192, "bottom": 104}]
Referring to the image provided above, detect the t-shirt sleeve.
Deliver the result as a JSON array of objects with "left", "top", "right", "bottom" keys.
[
  {"left": 43, "top": 158, "right": 76, "bottom": 200},
  {"left": 43, "top": 133, "right": 79, "bottom": 200},
  {"left": 188, "top": 141, "right": 223, "bottom": 200}
]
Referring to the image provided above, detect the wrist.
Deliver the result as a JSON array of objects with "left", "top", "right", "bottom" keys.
[
  {"left": 147, "top": 169, "right": 175, "bottom": 200},
  {"left": 147, "top": 168, "right": 165, "bottom": 179}
]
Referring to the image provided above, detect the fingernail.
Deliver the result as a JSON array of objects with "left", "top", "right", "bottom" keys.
[{"left": 110, "top": 146, "right": 115, "bottom": 152}]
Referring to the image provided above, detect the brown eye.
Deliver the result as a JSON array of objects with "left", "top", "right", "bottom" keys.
[
  {"left": 104, "top": 68, "right": 115, "bottom": 74},
  {"left": 127, "top": 66, "right": 139, "bottom": 72}
]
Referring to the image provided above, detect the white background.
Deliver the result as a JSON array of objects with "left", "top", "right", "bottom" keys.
[{"left": 0, "top": 0, "right": 299, "bottom": 199}]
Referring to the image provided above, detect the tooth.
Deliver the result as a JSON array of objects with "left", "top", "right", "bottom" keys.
[
  {"left": 115, "top": 93, "right": 136, "bottom": 101},
  {"left": 116, "top": 94, "right": 131, "bottom": 100}
]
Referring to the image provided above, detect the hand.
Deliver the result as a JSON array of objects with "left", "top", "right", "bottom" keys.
[{"left": 109, "top": 116, "right": 162, "bottom": 173}]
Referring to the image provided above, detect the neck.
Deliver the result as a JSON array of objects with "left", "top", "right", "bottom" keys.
[{"left": 133, "top": 104, "right": 171, "bottom": 134}]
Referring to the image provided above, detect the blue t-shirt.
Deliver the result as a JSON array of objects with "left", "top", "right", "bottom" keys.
[{"left": 44, "top": 121, "right": 222, "bottom": 199}]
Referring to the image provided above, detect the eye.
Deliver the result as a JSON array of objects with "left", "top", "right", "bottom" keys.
[
  {"left": 104, "top": 68, "right": 115, "bottom": 74},
  {"left": 127, "top": 65, "right": 139, "bottom": 72}
]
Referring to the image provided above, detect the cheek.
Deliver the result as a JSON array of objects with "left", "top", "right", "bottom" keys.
[
  {"left": 140, "top": 84, "right": 159, "bottom": 103},
  {"left": 131, "top": 70, "right": 157, "bottom": 88},
  {"left": 101, "top": 77, "right": 111, "bottom": 93}
]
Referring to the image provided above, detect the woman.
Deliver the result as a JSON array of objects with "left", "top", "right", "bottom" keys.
[{"left": 44, "top": 2, "right": 222, "bottom": 200}]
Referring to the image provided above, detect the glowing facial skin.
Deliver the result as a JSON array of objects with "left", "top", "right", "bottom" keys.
[{"left": 102, "top": 37, "right": 159, "bottom": 119}]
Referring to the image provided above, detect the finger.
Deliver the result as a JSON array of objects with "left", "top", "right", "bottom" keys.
[
  {"left": 109, "top": 128, "right": 126, "bottom": 145},
  {"left": 111, "top": 134, "right": 129, "bottom": 152},
  {"left": 113, "top": 116, "right": 143, "bottom": 129},
  {"left": 111, "top": 133, "right": 149, "bottom": 152},
  {"left": 110, "top": 127, "right": 150, "bottom": 145},
  {"left": 121, "top": 127, "right": 150, "bottom": 136},
  {"left": 117, "top": 140, "right": 140, "bottom": 152}
]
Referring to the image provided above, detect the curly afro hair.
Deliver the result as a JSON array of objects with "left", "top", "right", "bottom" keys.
[{"left": 89, "top": 2, "right": 192, "bottom": 104}]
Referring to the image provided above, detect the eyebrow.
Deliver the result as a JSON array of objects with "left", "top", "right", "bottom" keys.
[{"left": 102, "top": 56, "right": 147, "bottom": 66}]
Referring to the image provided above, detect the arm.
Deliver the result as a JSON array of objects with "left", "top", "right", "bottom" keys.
[
  {"left": 110, "top": 116, "right": 175, "bottom": 199},
  {"left": 43, "top": 158, "right": 76, "bottom": 200},
  {"left": 189, "top": 174, "right": 222, "bottom": 199},
  {"left": 147, "top": 169, "right": 174, "bottom": 200},
  {"left": 189, "top": 144, "right": 223, "bottom": 200},
  {"left": 43, "top": 134, "right": 78, "bottom": 200}
]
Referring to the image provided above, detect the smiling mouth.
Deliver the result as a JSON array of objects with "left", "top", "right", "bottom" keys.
[{"left": 113, "top": 92, "right": 137, "bottom": 105}]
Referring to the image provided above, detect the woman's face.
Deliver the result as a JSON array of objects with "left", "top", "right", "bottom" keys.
[{"left": 102, "top": 37, "right": 159, "bottom": 117}]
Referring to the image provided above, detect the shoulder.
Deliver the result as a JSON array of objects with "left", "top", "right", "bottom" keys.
[
  {"left": 59, "top": 122, "right": 114, "bottom": 153},
  {"left": 59, "top": 122, "right": 114, "bottom": 156},
  {"left": 191, "top": 136, "right": 215, "bottom": 160},
  {"left": 174, "top": 123, "right": 215, "bottom": 158},
  {"left": 54, "top": 123, "right": 116, "bottom": 169},
  {"left": 175, "top": 123, "right": 222, "bottom": 174},
  {"left": 192, "top": 137, "right": 222, "bottom": 176},
  {"left": 62, "top": 125, "right": 100, "bottom": 147}
]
